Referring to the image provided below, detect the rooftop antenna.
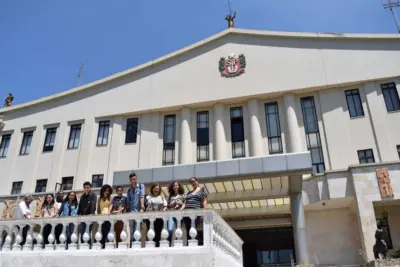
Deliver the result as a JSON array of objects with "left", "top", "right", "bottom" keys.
[
  {"left": 382, "top": 0, "right": 400, "bottom": 33},
  {"left": 77, "top": 62, "right": 84, "bottom": 86},
  {"left": 225, "top": 0, "right": 236, "bottom": 28}
]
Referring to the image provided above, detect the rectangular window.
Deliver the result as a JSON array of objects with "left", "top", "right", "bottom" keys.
[
  {"left": 92, "top": 174, "right": 104, "bottom": 188},
  {"left": 97, "top": 120, "right": 110, "bottom": 146},
  {"left": 265, "top": 102, "right": 283, "bottom": 154},
  {"left": 68, "top": 124, "right": 81, "bottom": 149},
  {"left": 301, "top": 97, "right": 325, "bottom": 174},
  {"left": 358, "top": 149, "right": 375, "bottom": 164},
  {"left": 11, "top": 181, "right": 23, "bottom": 195},
  {"left": 20, "top": 131, "right": 33, "bottom": 155},
  {"left": 35, "top": 179, "right": 48, "bottom": 193},
  {"left": 397, "top": 145, "right": 400, "bottom": 159},
  {"left": 230, "top": 107, "right": 245, "bottom": 158},
  {"left": 43, "top": 127, "right": 57, "bottom": 152},
  {"left": 197, "top": 111, "right": 210, "bottom": 162},
  {"left": 381, "top": 82, "right": 400, "bottom": 112},
  {"left": 125, "top": 118, "right": 138, "bottom": 144},
  {"left": 0, "top": 134, "right": 11, "bottom": 157},
  {"left": 163, "top": 115, "right": 176, "bottom": 166},
  {"left": 345, "top": 89, "right": 364, "bottom": 117},
  {"left": 61, "top": 177, "right": 74, "bottom": 191}
]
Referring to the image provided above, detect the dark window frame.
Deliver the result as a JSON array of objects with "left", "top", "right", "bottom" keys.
[
  {"left": 20, "top": 131, "right": 34, "bottom": 155},
  {"left": 68, "top": 124, "right": 82, "bottom": 149},
  {"left": 381, "top": 82, "right": 400, "bottom": 112},
  {"left": 91, "top": 174, "right": 104, "bottom": 188},
  {"left": 0, "top": 134, "right": 11, "bottom": 158},
  {"left": 230, "top": 107, "right": 246, "bottom": 159},
  {"left": 197, "top": 111, "right": 210, "bottom": 162},
  {"left": 301, "top": 97, "right": 325, "bottom": 174},
  {"left": 35, "top": 179, "right": 48, "bottom": 193},
  {"left": 345, "top": 89, "right": 365, "bottom": 118},
  {"left": 61, "top": 177, "right": 74, "bottom": 191},
  {"left": 125, "top": 118, "right": 139, "bottom": 144},
  {"left": 43, "top": 127, "right": 57, "bottom": 152},
  {"left": 358, "top": 149, "right": 375, "bottom": 164},
  {"left": 265, "top": 102, "right": 283, "bottom": 154},
  {"left": 162, "top": 115, "right": 176, "bottom": 166},
  {"left": 96, "top": 120, "right": 110, "bottom": 146},
  {"left": 397, "top": 145, "right": 400, "bottom": 159},
  {"left": 11, "top": 181, "right": 23, "bottom": 195}
]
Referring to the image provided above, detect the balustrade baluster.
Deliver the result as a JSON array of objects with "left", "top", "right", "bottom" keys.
[
  {"left": 105, "top": 219, "right": 115, "bottom": 250},
  {"left": 22, "top": 224, "right": 33, "bottom": 251},
  {"left": 33, "top": 223, "right": 43, "bottom": 251},
  {"left": 159, "top": 216, "right": 169, "bottom": 248},
  {"left": 188, "top": 215, "right": 198, "bottom": 247},
  {"left": 2, "top": 226, "right": 12, "bottom": 252},
  {"left": 45, "top": 223, "right": 55, "bottom": 250},
  {"left": 80, "top": 221, "right": 91, "bottom": 250},
  {"left": 146, "top": 217, "right": 155, "bottom": 248},
  {"left": 174, "top": 216, "right": 183, "bottom": 247},
  {"left": 69, "top": 222, "right": 78, "bottom": 250},
  {"left": 118, "top": 220, "right": 128, "bottom": 249},
  {"left": 93, "top": 221, "right": 103, "bottom": 250},
  {"left": 56, "top": 223, "right": 66, "bottom": 251},
  {"left": 132, "top": 219, "right": 141, "bottom": 249},
  {"left": 12, "top": 225, "right": 22, "bottom": 251}
]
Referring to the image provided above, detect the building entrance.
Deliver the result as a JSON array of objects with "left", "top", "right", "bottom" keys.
[{"left": 236, "top": 227, "right": 295, "bottom": 267}]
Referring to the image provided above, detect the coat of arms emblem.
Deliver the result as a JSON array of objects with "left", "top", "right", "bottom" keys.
[{"left": 218, "top": 53, "right": 246, "bottom": 77}]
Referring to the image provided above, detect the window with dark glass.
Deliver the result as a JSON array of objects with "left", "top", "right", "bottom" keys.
[
  {"left": 163, "top": 115, "right": 176, "bottom": 166},
  {"left": 97, "top": 120, "right": 110, "bottom": 146},
  {"left": 397, "top": 145, "right": 400, "bottom": 159},
  {"left": 230, "top": 107, "right": 245, "bottom": 158},
  {"left": 20, "top": 131, "right": 33, "bottom": 155},
  {"left": 301, "top": 97, "right": 325, "bottom": 173},
  {"left": 61, "top": 177, "right": 74, "bottom": 191},
  {"left": 197, "top": 111, "right": 210, "bottom": 162},
  {"left": 265, "top": 102, "right": 283, "bottom": 154},
  {"left": 358, "top": 149, "right": 375, "bottom": 164},
  {"left": 0, "top": 134, "right": 11, "bottom": 157},
  {"left": 11, "top": 181, "right": 23, "bottom": 195},
  {"left": 125, "top": 118, "right": 138, "bottom": 144},
  {"left": 43, "top": 127, "right": 57, "bottom": 152},
  {"left": 345, "top": 89, "right": 364, "bottom": 117},
  {"left": 35, "top": 179, "right": 48, "bottom": 193},
  {"left": 68, "top": 124, "right": 81, "bottom": 149},
  {"left": 381, "top": 82, "right": 400, "bottom": 112},
  {"left": 92, "top": 174, "right": 104, "bottom": 188}
]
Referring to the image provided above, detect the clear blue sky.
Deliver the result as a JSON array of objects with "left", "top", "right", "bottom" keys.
[{"left": 0, "top": 0, "right": 398, "bottom": 105}]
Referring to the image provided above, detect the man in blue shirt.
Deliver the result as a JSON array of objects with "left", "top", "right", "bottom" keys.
[{"left": 126, "top": 173, "right": 145, "bottom": 247}]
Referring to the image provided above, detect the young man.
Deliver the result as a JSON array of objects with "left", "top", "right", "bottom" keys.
[
  {"left": 109, "top": 186, "right": 128, "bottom": 247},
  {"left": 15, "top": 195, "right": 32, "bottom": 246},
  {"left": 78, "top": 181, "right": 97, "bottom": 246},
  {"left": 126, "top": 173, "right": 145, "bottom": 247}
]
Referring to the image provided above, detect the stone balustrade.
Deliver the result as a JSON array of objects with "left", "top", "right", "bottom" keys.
[{"left": 0, "top": 209, "right": 243, "bottom": 264}]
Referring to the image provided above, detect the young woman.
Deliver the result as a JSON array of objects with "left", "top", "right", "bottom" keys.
[
  {"left": 167, "top": 182, "right": 185, "bottom": 244},
  {"left": 57, "top": 191, "right": 78, "bottom": 246},
  {"left": 109, "top": 186, "right": 127, "bottom": 247},
  {"left": 41, "top": 194, "right": 58, "bottom": 246},
  {"left": 97, "top": 184, "right": 113, "bottom": 248},
  {"left": 145, "top": 183, "right": 167, "bottom": 247},
  {"left": 181, "top": 177, "right": 207, "bottom": 246}
]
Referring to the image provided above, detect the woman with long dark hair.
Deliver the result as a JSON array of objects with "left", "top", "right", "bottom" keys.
[
  {"left": 57, "top": 191, "right": 78, "bottom": 246},
  {"left": 181, "top": 177, "right": 207, "bottom": 246},
  {"left": 167, "top": 182, "right": 185, "bottom": 245},
  {"left": 145, "top": 183, "right": 167, "bottom": 247},
  {"left": 97, "top": 184, "right": 113, "bottom": 248},
  {"left": 41, "top": 194, "right": 57, "bottom": 246}
]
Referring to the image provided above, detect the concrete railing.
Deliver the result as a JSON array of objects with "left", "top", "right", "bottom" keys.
[{"left": 0, "top": 209, "right": 243, "bottom": 263}]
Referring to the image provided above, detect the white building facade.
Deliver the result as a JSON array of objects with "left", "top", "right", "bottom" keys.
[{"left": 1, "top": 28, "right": 400, "bottom": 266}]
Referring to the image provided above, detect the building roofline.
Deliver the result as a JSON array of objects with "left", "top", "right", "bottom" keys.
[{"left": 2, "top": 28, "right": 400, "bottom": 114}]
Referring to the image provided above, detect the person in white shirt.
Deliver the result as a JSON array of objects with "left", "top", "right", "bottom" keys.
[{"left": 16, "top": 195, "right": 32, "bottom": 246}]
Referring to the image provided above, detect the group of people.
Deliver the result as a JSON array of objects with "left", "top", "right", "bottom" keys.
[{"left": 14, "top": 173, "right": 207, "bottom": 248}]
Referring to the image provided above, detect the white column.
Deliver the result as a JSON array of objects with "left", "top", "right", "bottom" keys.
[
  {"left": 283, "top": 93, "right": 302, "bottom": 153},
  {"left": 179, "top": 107, "right": 192, "bottom": 164},
  {"left": 214, "top": 103, "right": 227, "bottom": 160},
  {"left": 290, "top": 193, "right": 309, "bottom": 264},
  {"left": 248, "top": 99, "right": 263, "bottom": 157}
]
